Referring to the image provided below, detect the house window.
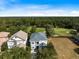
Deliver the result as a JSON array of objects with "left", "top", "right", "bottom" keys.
[
  {"left": 32, "top": 42, "right": 34, "bottom": 44},
  {"left": 37, "top": 42, "right": 39, "bottom": 44},
  {"left": 32, "top": 47, "right": 34, "bottom": 48}
]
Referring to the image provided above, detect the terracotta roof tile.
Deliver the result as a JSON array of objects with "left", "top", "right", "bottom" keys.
[{"left": 0, "top": 32, "right": 10, "bottom": 46}]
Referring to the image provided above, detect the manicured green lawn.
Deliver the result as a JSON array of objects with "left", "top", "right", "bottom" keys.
[
  {"left": 36, "top": 28, "right": 45, "bottom": 32},
  {"left": 26, "top": 26, "right": 32, "bottom": 32},
  {"left": 53, "top": 28, "right": 75, "bottom": 36},
  {"left": 26, "top": 27, "right": 45, "bottom": 33},
  {"left": 27, "top": 27, "right": 76, "bottom": 36}
]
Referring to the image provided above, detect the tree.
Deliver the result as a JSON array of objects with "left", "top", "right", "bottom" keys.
[
  {"left": 70, "top": 30, "right": 77, "bottom": 35},
  {"left": 1, "top": 42, "right": 8, "bottom": 51},
  {"left": 30, "top": 25, "right": 36, "bottom": 33},
  {"left": 74, "top": 24, "right": 79, "bottom": 32},
  {"left": 0, "top": 47, "right": 31, "bottom": 59},
  {"left": 45, "top": 24, "right": 54, "bottom": 37},
  {"left": 36, "top": 43, "right": 57, "bottom": 59}
]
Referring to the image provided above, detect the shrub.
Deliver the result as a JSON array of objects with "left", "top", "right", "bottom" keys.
[
  {"left": 1, "top": 42, "right": 8, "bottom": 51},
  {"left": 36, "top": 43, "right": 57, "bottom": 59},
  {"left": 0, "top": 47, "right": 31, "bottom": 59}
]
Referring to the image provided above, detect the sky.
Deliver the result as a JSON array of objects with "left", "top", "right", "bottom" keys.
[{"left": 0, "top": 0, "right": 79, "bottom": 16}]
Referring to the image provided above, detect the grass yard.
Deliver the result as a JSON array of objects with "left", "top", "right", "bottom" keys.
[
  {"left": 26, "top": 26, "right": 32, "bottom": 32},
  {"left": 53, "top": 28, "right": 75, "bottom": 36},
  {"left": 36, "top": 28, "right": 45, "bottom": 32}
]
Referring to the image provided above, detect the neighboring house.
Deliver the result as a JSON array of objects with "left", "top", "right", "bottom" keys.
[
  {"left": 30, "top": 32, "right": 48, "bottom": 53},
  {"left": 0, "top": 32, "right": 10, "bottom": 52},
  {"left": 7, "top": 30, "right": 28, "bottom": 49}
]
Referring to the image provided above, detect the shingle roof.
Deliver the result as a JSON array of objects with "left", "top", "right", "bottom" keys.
[
  {"left": 30, "top": 32, "right": 47, "bottom": 41},
  {"left": 11, "top": 30, "right": 28, "bottom": 40}
]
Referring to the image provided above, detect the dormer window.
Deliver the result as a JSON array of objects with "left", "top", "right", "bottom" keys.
[
  {"left": 37, "top": 42, "right": 39, "bottom": 44},
  {"left": 32, "top": 42, "right": 34, "bottom": 44}
]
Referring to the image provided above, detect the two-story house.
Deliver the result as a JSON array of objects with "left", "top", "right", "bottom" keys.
[
  {"left": 30, "top": 32, "right": 48, "bottom": 53},
  {"left": 7, "top": 30, "right": 28, "bottom": 49}
]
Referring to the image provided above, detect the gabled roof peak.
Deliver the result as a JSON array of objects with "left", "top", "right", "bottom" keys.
[{"left": 11, "top": 30, "right": 28, "bottom": 40}]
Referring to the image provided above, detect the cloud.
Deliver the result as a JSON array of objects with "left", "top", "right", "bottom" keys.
[
  {"left": 0, "top": 5, "right": 79, "bottom": 16},
  {"left": 71, "top": 11, "right": 79, "bottom": 16}
]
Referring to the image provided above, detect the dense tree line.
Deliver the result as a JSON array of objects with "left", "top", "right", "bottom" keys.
[
  {"left": 0, "top": 17, "right": 79, "bottom": 27},
  {"left": 0, "top": 17, "right": 79, "bottom": 33}
]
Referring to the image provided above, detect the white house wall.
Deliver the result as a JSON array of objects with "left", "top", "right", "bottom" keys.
[
  {"left": 7, "top": 41, "right": 14, "bottom": 49},
  {"left": 13, "top": 37, "right": 27, "bottom": 45},
  {"left": 23, "top": 37, "right": 27, "bottom": 44},
  {"left": 7, "top": 36, "right": 27, "bottom": 49},
  {"left": 31, "top": 41, "right": 36, "bottom": 49},
  {"left": 39, "top": 40, "right": 47, "bottom": 46},
  {"left": 30, "top": 40, "right": 47, "bottom": 53}
]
